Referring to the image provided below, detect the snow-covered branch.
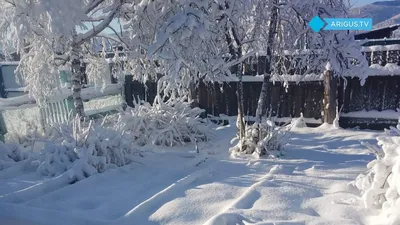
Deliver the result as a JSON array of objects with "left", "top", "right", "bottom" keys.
[{"left": 76, "top": 1, "right": 122, "bottom": 45}]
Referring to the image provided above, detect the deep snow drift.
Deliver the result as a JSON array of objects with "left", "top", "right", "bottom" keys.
[{"left": 0, "top": 124, "right": 383, "bottom": 225}]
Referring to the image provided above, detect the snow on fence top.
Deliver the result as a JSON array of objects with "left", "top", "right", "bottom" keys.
[
  {"left": 340, "top": 110, "right": 400, "bottom": 120},
  {"left": 217, "top": 74, "right": 325, "bottom": 82},
  {"left": 0, "top": 61, "right": 19, "bottom": 66},
  {"left": 210, "top": 68, "right": 400, "bottom": 82},
  {"left": 368, "top": 63, "right": 400, "bottom": 76},
  {"left": 0, "top": 84, "right": 121, "bottom": 109},
  {"left": 217, "top": 114, "right": 323, "bottom": 124}
]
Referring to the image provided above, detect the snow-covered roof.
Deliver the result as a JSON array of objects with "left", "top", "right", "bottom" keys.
[
  {"left": 0, "top": 84, "right": 121, "bottom": 109},
  {"left": 361, "top": 44, "right": 400, "bottom": 52},
  {"left": 357, "top": 24, "right": 400, "bottom": 36},
  {"left": 0, "top": 61, "right": 19, "bottom": 66},
  {"left": 355, "top": 24, "right": 400, "bottom": 40}
]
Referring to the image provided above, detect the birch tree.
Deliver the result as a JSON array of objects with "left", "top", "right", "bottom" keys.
[
  {"left": 0, "top": 0, "right": 128, "bottom": 119},
  {"left": 121, "top": 0, "right": 367, "bottom": 155},
  {"left": 242, "top": 0, "right": 368, "bottom": 155},
  {"left": 121, "top": 0, "right": 266, "bottom": 145}
]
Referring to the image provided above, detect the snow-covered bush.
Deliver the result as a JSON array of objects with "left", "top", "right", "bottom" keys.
[
  {"left": 2, "top": 95, "right": 213, "bottom": 181},
  {"left": 291, "top": 113, "right": 307, "bottom": 128},
  {"left": 4, "top": 116, "right": 44, "bottom": 149},
  {"left": 31, "top": 117, "right": 137, "bottom": 179},
  {"left": 114, "top": 96, "right": 213, "bottom": 147},
  {"left": 230, "top": 118, "right": 289, "bottom": 157},
  {"left": 353, "top": 124, "right": 400, "bottom": 224},
  {"left": 0, "top": 142, "right": 28, "bottom": 170}
]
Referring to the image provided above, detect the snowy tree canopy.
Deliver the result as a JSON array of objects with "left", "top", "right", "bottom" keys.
[
  {"left": 121, "top": 0, "right": 268, "bottom": 93},
  {"left": 274, "top": 0, "right": 368, "bottom": 81},
  {"left": 0, "top": 0, "right": 127, "bottom": 106},
  {"left": 120, "top": 0, "right": 368, "bottom": 93}
]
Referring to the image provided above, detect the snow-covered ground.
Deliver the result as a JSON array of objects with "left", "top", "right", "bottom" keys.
[{"left": 0, "top": 124, "right": 382, "bottom": 225}]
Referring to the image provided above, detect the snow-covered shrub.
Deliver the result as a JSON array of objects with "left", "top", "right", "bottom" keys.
[
  {"left": 291, "top": 113, "right": 307, "bottom": 128},
  {"left": 0, "top": 141, "right": 28, "bottom": 170},
  {"left": 31, "top": 117, "right": 137, "bottom": 180},
  {"left": 3, "top": 95, "right": 212, "bottom": 181},
  {"left": 5, "top": 118, "right": 44, "bottom": 150},
  {"left": 230, "top": 118, "right": 289, "bottom": 157},
  {"left": 114, "top": 96, "right": 213, "bottom": 147},
  {"left": 353, "top": 125, "right": 400, "bottom": 224}
]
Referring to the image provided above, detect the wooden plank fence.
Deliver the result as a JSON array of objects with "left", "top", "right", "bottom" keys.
[
  {"left": 193, "top": 80, "right": 324, "bottom": 120},
  {"left": 124, "top": 74, "right": 400, "bottom": 129},
  {"left": 339, "top": 76, "right": 400, "bottom": 113},
  {"left": 124, "top": 75, "right": 325, "bottom": 124},
  {"left": 338, "top": 76, "right": 400, "bottom": 129},
  {"left": 123, "top": 45, "right": 400, "bottom": 129}
]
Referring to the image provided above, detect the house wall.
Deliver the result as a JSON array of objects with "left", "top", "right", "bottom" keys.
[{"left": 0, "top": 64, "right": 26, "bottom": 98}]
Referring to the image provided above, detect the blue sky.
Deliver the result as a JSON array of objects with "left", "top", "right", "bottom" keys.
[{"left": 351, "top": 0, "right": 384, "bottom": 7}]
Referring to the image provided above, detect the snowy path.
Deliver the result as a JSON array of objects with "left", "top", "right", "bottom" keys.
[{"left": 0, "top": 125, "right": 380, "bottom": 225}]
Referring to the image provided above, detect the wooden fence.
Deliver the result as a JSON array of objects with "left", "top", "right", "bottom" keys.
[
  {"left": 338, "top": 76, "right": 400, "bottom": 129},
  {"left": 194, "top": 80, "right": 323, "bottom": 120},
  {"left": 124, "top": 74, "right": 400, "bottom": 129},
  {"left": 339, "top": 76, "right": 400, "bottom": 112},
  {"left": 124, "top": 75, "right": 324, "bottom": 124}
]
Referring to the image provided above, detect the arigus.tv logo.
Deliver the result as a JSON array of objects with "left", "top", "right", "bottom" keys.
[{"left": 308, "top": 16, "right": 372, "bottom": 32}]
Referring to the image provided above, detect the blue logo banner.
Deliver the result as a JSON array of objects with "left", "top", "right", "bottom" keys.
[
  {"left": 324, "top": 18, "right": 372, "bottom": 30},
  {"left": 308, "top": 16, "right": 372, "bottom": 32}
]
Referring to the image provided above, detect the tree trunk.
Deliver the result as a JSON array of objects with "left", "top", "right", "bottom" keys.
[
  {"left": 236, "top": 63, "right": 245, "bottom": 150},
  {"left": 253, "top": 0, "right": 278, "bottom": 152},
  {"left": 323, "top": 69, "right": 337, "bottom": 124},
  {"left": 224, "top": 22, "right": 246, "bottom": 150},
  {"left": 254, "top": 0, "right": 278, "bottom": 124},
  {"left": 255, "top": 73, "right": 270, "bottom": 124},
  {"left": 71, "top": 44, "right": 85, "bottom": 119}
]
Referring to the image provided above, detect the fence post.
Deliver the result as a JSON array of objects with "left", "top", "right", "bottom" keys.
[
  {"left": 188, "top": 80, "right": 199, "bottom": 108},
  {"left": 323, "top": 69, "right": 338, "bottom": 124}
]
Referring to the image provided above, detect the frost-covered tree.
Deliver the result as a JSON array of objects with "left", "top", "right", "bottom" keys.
[
  {"left": 121, "top": 0, "right": 268, "bottom": 148},
  {"left": 0, "top": 0, "right": 128, "bottom": 118},
  {"left": 121, "top": 0, "right": 238, "bottom": 86},
  {"left": 120, "top": 0, "right": 367, "bottom": 156},
  {"left": 242, "top": 0, "right": 369, "bottom": 155}
]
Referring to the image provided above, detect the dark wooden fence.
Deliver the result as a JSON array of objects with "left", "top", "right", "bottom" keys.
[
  {"left": 194, "top": 80, "right": 323, "bottom": 120},
  {"left": 338, "top": 76, "right": 400, "bottom": 129},
  {"left": 124, "top": 76, "right": 158, "bottom": 106},
  {"left": 124, "top": 41, "right": 400, "bottom": 130},
  {"left": 124, "top": 75, "right": 324, "bottom": 124},
  {"left": 339, "top": 76, "right": 400, "bottom": 112},
  {"left": 125, "top": 74, "right": 400, "bottom": 129}
]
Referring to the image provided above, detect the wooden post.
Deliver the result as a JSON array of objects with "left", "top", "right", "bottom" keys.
[
  {"left": 188, "top": 80, "right": 199, "bottom": 108},
  {"left": 323, "top": 69, "right": 338, "bottom": 124}
]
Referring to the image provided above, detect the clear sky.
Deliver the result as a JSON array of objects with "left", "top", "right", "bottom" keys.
[{"left": 351, "top": 0, "right": 385, "bottom": 7}]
